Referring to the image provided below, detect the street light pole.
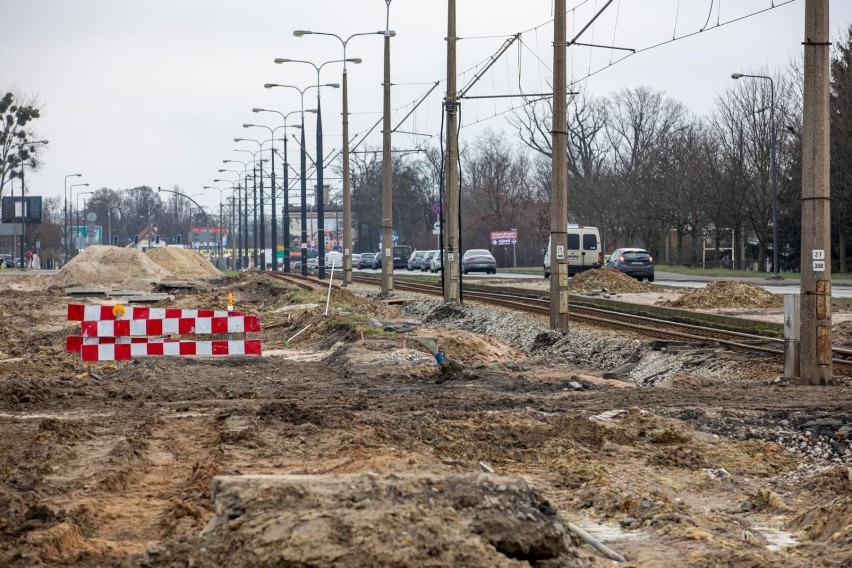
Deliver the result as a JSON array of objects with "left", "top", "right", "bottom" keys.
[
  {"left": 731, "top": 72, "right": 779, "bottom": 278},
  {"left": 221, "top": 162, "right": 248, "bottom": 268},
  {"left": 76, "top": 190, "right": 93, "bottom": 251},
  {"left": 381, "top": 0, "right": 394, "bottom": 294},
  {"left": 64, "top": 173, "right": 82, "bottom": 261},
  {"left": 265, "top": 82, "right": 337, "bottom": 276},
  {"left": 253, "top": 108, "right": 313, "bottom": 273},
  {"left": 274, "top": 59, "right": 354, "bottom": 280},
  {"left": 294, "top": 30, "right": 384, "bottom": 286},
  {"left": 235, "top": 141, "right": 267, "bottom": 269},
  {"left": 69, "top": 183, "right": 90, "bottom": 254}
]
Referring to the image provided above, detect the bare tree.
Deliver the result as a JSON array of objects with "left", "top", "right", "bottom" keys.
[{"left": 0, "top": 90, "right": 44, "bottom": 201}]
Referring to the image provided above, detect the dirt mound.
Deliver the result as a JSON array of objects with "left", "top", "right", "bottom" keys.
[
  {"left": 663, "top": 281, "right": 783, "bottom": 309},
  {"left": 146, "top": 247, "right": 222, "bottom": 279},
  {"left": 567, "top": 268, "right": 650, "bottom": 293},
  {"left": 140, "top": 473, "right": 585, "bottom": 568},
  {"left": 52, "top": 246, "right": 171, "bottom": 288}
]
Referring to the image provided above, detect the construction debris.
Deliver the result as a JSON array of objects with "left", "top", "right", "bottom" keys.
[{"left": 662, "top": 280, "right": 784, "bottom": 309}]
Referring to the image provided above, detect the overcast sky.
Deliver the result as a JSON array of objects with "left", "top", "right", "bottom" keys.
[{"left": 3, "top": 0, "right": 851, "bottom": 214}]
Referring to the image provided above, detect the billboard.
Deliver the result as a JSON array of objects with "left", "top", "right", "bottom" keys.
[{"left": 1, "top": 196, "right": 43, "bottom": 224}]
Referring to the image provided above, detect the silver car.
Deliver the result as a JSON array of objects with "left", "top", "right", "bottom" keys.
[
  {"left": 461, "top": 249, "right": 497, "bottom": 275},
  {"left": 420, "top": 250, "right": 438, "bottom": 272}
]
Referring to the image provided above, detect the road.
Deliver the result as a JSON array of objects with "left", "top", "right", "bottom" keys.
[{"left": 354, "top": 267, "right": 852, "bottom": 299}]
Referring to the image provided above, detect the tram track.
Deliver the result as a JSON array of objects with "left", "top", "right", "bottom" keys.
[{"left": 268, "top": 271, "right": 852, "bottom": 376}]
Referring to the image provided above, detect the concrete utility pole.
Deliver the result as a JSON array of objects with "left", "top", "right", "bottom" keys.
[
  {"left": 342, "top": 64, "right": 352, "bottom": 285},
  {"left": 800, "top": 0, "right": 832, "bottom": 384},
  {"left": 550, "top": 0, "right": 570, "bottom": 330},
  {"left": 443, "top": 0, "right": 460, "bottom": 303},
  {"left": 381, "top": 0, "right": 394, "bottom": 294}
]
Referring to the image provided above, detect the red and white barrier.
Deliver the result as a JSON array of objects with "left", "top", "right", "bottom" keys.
[{"left": 66, "top": 303, "right": 262, "bottom": 362}]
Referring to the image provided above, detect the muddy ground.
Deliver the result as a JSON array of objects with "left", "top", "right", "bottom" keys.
[{"left": 0, "top": 272, "right": 851, "bottom": 567}]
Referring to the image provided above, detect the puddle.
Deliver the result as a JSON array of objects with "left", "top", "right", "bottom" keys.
[
  {"left": 566, "top": 516, "right": 649, "bottom": 542},
  {"left": 754, "top": 526, "right": 799, "bottom": 552},
  {"left": 591, "top": 409, "right": 628, "bottom": 422},
  {"left": 0, "top": 411, "right": 114, "bottom": 420}
]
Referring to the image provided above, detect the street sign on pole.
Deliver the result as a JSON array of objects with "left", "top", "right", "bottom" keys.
[{"left": 489, "top": 230, "right": 518, "bottom": 246}]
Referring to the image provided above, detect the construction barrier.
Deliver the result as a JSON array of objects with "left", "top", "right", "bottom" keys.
[{"left": 66, "top": 304, "right": 262, "bottom": 362}]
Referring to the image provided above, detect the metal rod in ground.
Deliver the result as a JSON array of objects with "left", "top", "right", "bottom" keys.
[
  {"left": 565, "top": 521, "right": 625, "bottom": 562},
  {"left": 325, "top": 261, "right": 336, "bottom": 315},
  {"left": 286, "top": 324, "right": 312, "bottom": 345}
]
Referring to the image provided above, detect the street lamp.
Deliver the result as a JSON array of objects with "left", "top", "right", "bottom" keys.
[
  {"left": 223, "top": 158, "right": 253, "bottom": 269},
  {"left": 70, "top": 183, "right": 90, "bottom": 254},
  {"left": 295, "top": 30, "right": 391, "bottom": 286},
  {"left": 64, "top": 173, "right": 82, "bottom": 260},
  {"left": 273, "top": 58, "right": 355, "bottom": 280},
  {"left": 252, "top": 108, "right": 314, "bottom": 273},
  {"left": 731, "top": 72, "right": 780, "bottom": 278},
  {"left": 233, "top": 146, "right": 268, "bottom": 269},
  {"left": 204, "top": 185, "right": 233, "bottom": 260},
  {"left": 75, "top": 190, "right": 94, "bottom": 252},
  {"left": 214, "top": 178, "right": 240, "bottom": 268},
  {"left": 265, "top": 82, "right": 338, "bottom": 276},
  {"left": 243, "top": 122, "right": 293, "bottom": 271}
]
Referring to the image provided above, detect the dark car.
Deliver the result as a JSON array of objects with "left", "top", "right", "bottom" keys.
[
  {"left": 357, "top": 252, "right": 375, "bottom": 269},
  {"left": 0, "top": 254, "right": 13, "bottom": 269},
  {"left": 605, "top": 248, "right": 655, "bottom": 282},
  {"left": 461, "top": 249, "right": 497, "bottom": 275}
]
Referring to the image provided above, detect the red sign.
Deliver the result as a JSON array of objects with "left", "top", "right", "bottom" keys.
[{"left": 490, "top": 230, "right": 518, "bottom": 246}]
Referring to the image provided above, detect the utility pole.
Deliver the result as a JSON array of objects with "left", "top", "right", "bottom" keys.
[
  {"left": 381, "top": 0, "right": 394, "bottom": 294},
  {"left": 550, "top": 0, "right": 570, "bottom": 330},
  {"left": 443, "top": 0, "right": 460, "bottom": 303},
  {"left": 800, "top": 0, "right": 832, "bottom": 384},
  {"left": 342, "top": 58, "right": 353, "bottom": 286}
]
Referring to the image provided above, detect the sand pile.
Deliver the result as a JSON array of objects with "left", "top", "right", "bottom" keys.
[
  {"left": 52, "top": 246, "right": 171, "bottom": 288},
  {"left": 146, "top": 247, "right": 222, "bottom": 279},
  {"left": 567, "top": 268, "right": 650, "bottom": 293},
  {"left": 663, "top": 280, "right": 783, "bottom": 309}
]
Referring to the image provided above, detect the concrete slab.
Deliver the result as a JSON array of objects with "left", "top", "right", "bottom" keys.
[{"left": 154, "top": 473, "right": 581, "bottom": 568}]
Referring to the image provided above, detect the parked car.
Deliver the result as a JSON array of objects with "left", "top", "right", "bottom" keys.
[
  {"left": 371, "top": 251, "right": 382, "bottom": 270},
  {"left": 461, "top": 249, "right": 497, "bottom": 275},
  {"left": 420, "top": 250, "right": 438, "bottom": 272},
  {"left": 605, "top": 247, "right": 655, "bottom": 282},
  {"left": 306, "top": 257, "right": 319, "bottom": 272},
  {"left": 407, "top": 250, "right": 427, "bottom": 271},
  {"left": 352, "top": 253, "right": 361, "bottom": 267},
  {"left": 543, "top": 224, "right": 602, "bottom": 278},
  {"left": 0, "top": 254, "right": 13, "bottom": 269},
  {"left": 357, "top": 252, "right": 375, "bottom": 269},
  {"left": 429, "top": 252, "right": 442, "bottom": 273}
]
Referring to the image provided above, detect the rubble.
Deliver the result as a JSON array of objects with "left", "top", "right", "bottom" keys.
[
  {"left": 566, "top": 268, "right": 651, "bottom": 294},
  {"left": 662, "top": 280, "right": 784, "bottom": 309}
]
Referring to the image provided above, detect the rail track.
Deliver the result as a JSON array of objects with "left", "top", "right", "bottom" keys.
[{"left": 266, "top": 271, "right": 852, "bottom": 376}]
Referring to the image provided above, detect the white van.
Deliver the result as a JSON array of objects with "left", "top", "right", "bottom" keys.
[
  {"left": 324, "top": 251, "right": 344, "bottom": 269},
  {"left": 543, "top": 225, "right": 602, "bottom": 278}
]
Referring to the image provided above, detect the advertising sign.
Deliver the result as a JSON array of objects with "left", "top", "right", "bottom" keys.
[{"left": 490, "top": 229, "right": 518, "bottom": 246}]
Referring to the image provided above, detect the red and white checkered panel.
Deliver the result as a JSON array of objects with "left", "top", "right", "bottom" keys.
[
  {"left": 66, "top": 304, "right": 262, "bottom": 362},
  {"left": 77, "top": 338, "right": 262, "bottom": 361},
  {"left": 80, "top": 315, "right": 260, "bottom": 337},
  {"left": 67, "top": 305, "right": 246, "bottom": 322}
]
